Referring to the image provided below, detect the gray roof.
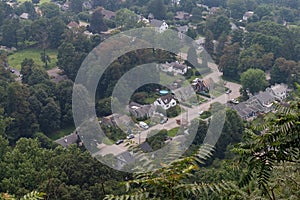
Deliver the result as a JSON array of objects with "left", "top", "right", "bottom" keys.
[
  {"left": 101, "top": 8, "right": 116, "bottom": 20},
  {"left": 129, "top": 102, "right": 153, "bottom": 118},
  {"left": 55, "top": 133, "right": 78, "bottom": 147},
  {"left": 170, "top": 62, "right": 187, "bottom": 70},
  {"left": 150, "top": 19, "right": 164, "bottom": 28},
  {"left": 254, "top": 91, "right": 275, "bottom": 105},
  {"left": 139, "top": 142, "right": 153, "bottom": 152},
  {"left": 160, "top": 94, "right": 174, "bottom": 105},
  {"left": 116, "top": 151, "right": 135, "bottom": 164},
  {"left": 177, "top": 25, "right": 189, "bottom": 33},
  {"left": 174, "top": 11, "right": 190, "bottom": 20}
]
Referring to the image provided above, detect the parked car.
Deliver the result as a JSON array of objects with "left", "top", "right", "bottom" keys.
[
  {"left": 226, "top": 89, "right": 232, "bottom": 94},
  {"left": 126, "top": 134, "right": 134, "bottom": 139},
  {"left": 139, "top": 121, "right": 149, "bottom": 129},
  {"left": 160, "top": 118, "right": 168, "bottom": 124},
  {"left": 230, "top": 99, "right": 239, "bottom": 104},
  {"left": 115, "top": 139, "right": 124, "bottom": 145},
  {"left": 198, "top": 110, "right": 204, "bottom": 115}
]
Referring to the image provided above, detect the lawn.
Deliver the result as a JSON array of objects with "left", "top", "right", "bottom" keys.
[
  {"left": 49, "top": 126, "right": 75, "bottom": 140},
  {"left": 8, "top": 48, "right": 58, "bottom": 70},
  {"left": 167, "top": 127, "right": 180, "bottom": 137}
]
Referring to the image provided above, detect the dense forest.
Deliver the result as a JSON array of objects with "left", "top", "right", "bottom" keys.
[{"left": 0, "top": 0, "right": 299, "bottom": 199}]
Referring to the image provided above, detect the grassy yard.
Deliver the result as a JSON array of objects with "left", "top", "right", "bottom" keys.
[
  {"left": 8, "top": 48, "right": 58, "bottom": 70},
  {"left": 168, "top": 127, "right": 180, "bottom": 137},
  {"left": 49, "top": 126, "right": 75, "bottom": 140}
]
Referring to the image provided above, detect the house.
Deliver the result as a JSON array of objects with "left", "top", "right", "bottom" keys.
[
  {"left": 177, "top": 25, "right": 188, "bottom": 40},
  {"left": 101, "top": 8, "right": 116, "bottom": 20},
  {"left": 101, "top": 114, "right": 117, "bottom": 126},
  {"left": 243, "top": 11, "right": 254, "bottom": 21},
  {"left": 228, "top": 97, "right": 267, "bottom": 120},
  {"left": 19, "top": 13, "right": 29, "bottom": 20},
  {"left": 154, "top": 94, "right": 177, "bottom": 110},
  {"left": 62, "top": 3, "right": 69, "bottom": 11},
  {"left": 129, "top": 102, "right": 155, "bottom": 119},
  {"left": 209, "top": 7, "right": 220, "bottom": 15},
  {"left": 55, "top": 132, "right": 79, "bottom": 147},
  {"left": 149, "top": 19, "right": 168, "bottom": 33},
  {"left": 82, "top": 1, "right": 92, "bottom": 10},
  {"left": 170, "top": 62, "right": 188, "bottom": 74},
  {"left": 197, "top": 3, "right": 209, "bottom": 11},
  {"left": 67, "top": 21, "right": 79, "bottom": 29},
  {"left": 159, "top": 61, "right": 188, "bottom": 75},
  {"left": 174, "top": 11, "right": 190, "bottom": 20},
  {"left": 148, "top": 13, "right": 154, "bottom": 20},
  {"left": 171, "top": 0, "right": 181, "bottom": 6},
  {"left": 254, "top": 91, "right": 276, "bottom": 108},
  {"left": 266, "top": 83, "right": 288, "bottom": 101},
  {"left": 139, "top": 142, "right": 153, "bottom": 152},
  {"left": 191, "top": 78, "right": 210, "bottom": 93},
  {"left": 115, "top": 151, "right": 135, "bottom": 169}
]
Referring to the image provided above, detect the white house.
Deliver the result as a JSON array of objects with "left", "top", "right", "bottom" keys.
[
  {"left": 159, "top": 61, "right": 188, "bottom": 75},
  {"left": 149, "top": 19, "right": 168, "bottom": 33},
  {"left": 154, "top": 94, "right": 177, "bottom": 110},
  {"left": 243, "top": 11, "right": 254, "bottom": 21},
  {"left": 266, "top": 83, "right": 288, "bottom": 101}
]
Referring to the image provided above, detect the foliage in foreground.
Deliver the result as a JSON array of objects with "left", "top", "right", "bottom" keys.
[
  {"left": 234, "top": 99, "right": 300, "bottom": 199},
  {"left": 104, "top": 144, "right": 244, "bottom": 200},
  {"left": 0, "top": 191, "right": 45, "bottom": 200}
]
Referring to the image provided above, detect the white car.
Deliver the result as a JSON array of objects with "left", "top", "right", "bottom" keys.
[
  {"left": 231, "top": 99, "right": 239, "bottom": 104},
  {"left": 198, "top": 111, "right": 204, "bottom": 115},
  {"left": 139, "top": 122, "right": 149, "bottom": 129},
  {"left": 126, "top": 134, "right": 134, "bottom": 139}
]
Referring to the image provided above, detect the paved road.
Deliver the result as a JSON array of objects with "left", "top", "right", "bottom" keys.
[{"left": 93, "top": 54, "right": 242, "bottom": 157}]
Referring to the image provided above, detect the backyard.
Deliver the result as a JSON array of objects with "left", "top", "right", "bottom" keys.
[{"left": 8, "top": 49, "right": 58, "bottom": 70}]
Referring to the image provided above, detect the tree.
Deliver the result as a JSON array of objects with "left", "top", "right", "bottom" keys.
[
  {"left": 227, "top": 0, "right": 247, "bottom": 19},
  {"left": 219, "top": 43, "right": 240, "bottom": 80},
  {"left": 40, "top": 50, "right": 51, "bottom": 69},
  {"left": 48, "top": 17, "right": 65, "bottom": 48},
  {"left": 20, "top": 60, "right": 49, "bottom": 86},
  {"left": 270, "top": 57, "right": 300, "bottom": 86},
  {"left": 57, "top": 42, "right": 86, "bottom": 81},
  {"left": 241, "top": 68, "right": 268, "bottom": 95},
  {"left": 104, "top": 144, "right": 240, "bottom": 199},
  {"left": 206, "top": 15, "right": 230, "bottom": 40},
  {"left": 147, "top": 0, "right": 166, "bottom": 20},
  {"left": 89, "top": 8, "right": 108, "bottom": 34},
  {"left": 5, "top": 83, "right": 38, "bottom": 140},
  {"left": 70, "top": 0, "right": 83, "bottom": 13},
  {"left": 0, "top": 2, "right": 13, "bottom": 26},
  {"left": 204, "top": 30, "right": 214, "bottom": 55},
  {"left": 1, "top": 18, "right": 20, "bottom": 47},
  {"left": 39, "top": 98, "right": 61, "bottom": 135},
  {"left": 238, "top": 44, "right": 274, "bottom": 72},
  {"left": 55, "top": 80, "right": 74, "bottom": 126},
  {"left": 115, "top": 8, "right": 138, "bottom": 31},
  {"left": 40, "top": 2, "right": 60, "bottom": 18}
]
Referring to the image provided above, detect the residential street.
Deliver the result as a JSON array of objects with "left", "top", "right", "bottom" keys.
[{"left": 93, "top": 55, "right": 242, "bottom": 157}]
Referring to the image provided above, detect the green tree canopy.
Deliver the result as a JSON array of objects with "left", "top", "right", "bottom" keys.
[{"left": 241, "top": 68, "right": 268, "bottom": 94}]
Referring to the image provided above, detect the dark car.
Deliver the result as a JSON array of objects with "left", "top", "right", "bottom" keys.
[{"left": 115, "top": 139, "right": 124, "bottom": 145}]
